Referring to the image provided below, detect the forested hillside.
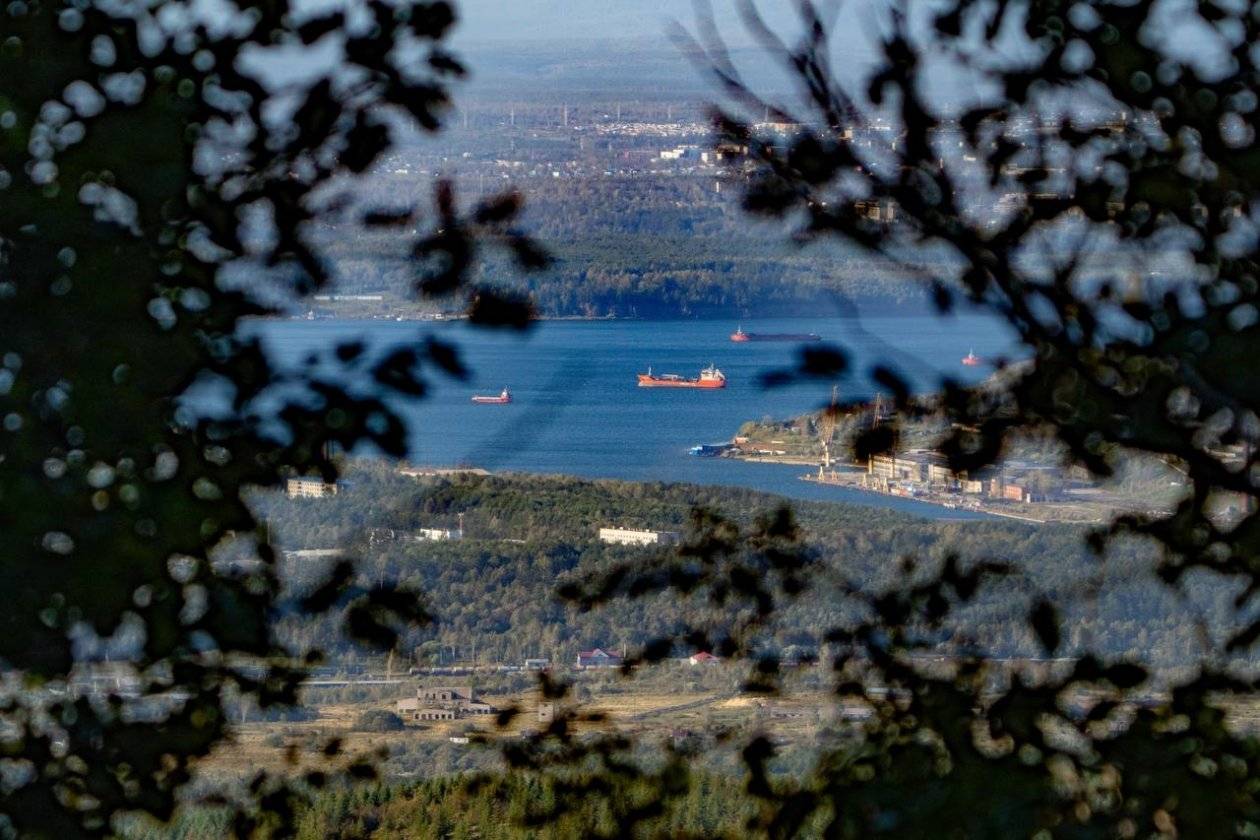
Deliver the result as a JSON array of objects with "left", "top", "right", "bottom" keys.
[
  {"left": 311, "top": 176, "right": 935, "bottom": 319},
  {"left": 255, "top": 465, "right": 1201, "bottom": 671}
]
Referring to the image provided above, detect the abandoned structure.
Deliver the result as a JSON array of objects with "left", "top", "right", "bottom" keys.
[{"left": 396, "top": 686, "right": 495, "bottom": 722}]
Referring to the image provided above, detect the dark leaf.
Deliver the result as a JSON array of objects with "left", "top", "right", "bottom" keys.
[
  {"left": 468, "top": 289, "right": 534, "bottom": 330},
  {"left": 1030, "top": 600, "right": 1060, "bottom": 655}
]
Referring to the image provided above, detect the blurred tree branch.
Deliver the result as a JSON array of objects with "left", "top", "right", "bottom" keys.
[
  {"left": 507, "top": 2, "right": 1260, "bottom": 836},
  {"left": 0, "top": 0, "right": 541, "bottom": 835}
]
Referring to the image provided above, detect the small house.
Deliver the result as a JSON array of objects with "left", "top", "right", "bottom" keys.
[{"left": 575, "top": 648, "right": 623, "bottom": 669}]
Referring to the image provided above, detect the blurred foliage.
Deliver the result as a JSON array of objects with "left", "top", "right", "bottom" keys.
[
  {"left": 10, "top": 0, "right": 1260, "bottom": 837},
  {"left": 490, "top": 1, "right": 1260, "bottom": 838},
  {"left": 0, "top": 0, "right": 540, "bottom": 836}
]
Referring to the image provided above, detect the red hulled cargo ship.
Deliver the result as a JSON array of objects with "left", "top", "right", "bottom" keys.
[
  {"left": 637, "top": 365, "right": 726, "bottom": 389},
  {"left": 730, "top": 326, "right": 821, "bottom": 343}
]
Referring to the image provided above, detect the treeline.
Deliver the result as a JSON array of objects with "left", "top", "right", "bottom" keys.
[
  {"left": 486, "top": 237, "right": 930, "bottom": 319},
  {"left": 124, "top": 773, "right": 766, "bottom": 840},
  {"left": 293, "top": 774, "right": 762, "bottom": 840},
  {"left": 319, "top": 232, "right": 934, "bottom": 320},
  {"left": 253, "top": 464, "right": 1210, "bottom": 672},
  {"left": 310, "top": 175, "right": 939, "bottom": 319}
]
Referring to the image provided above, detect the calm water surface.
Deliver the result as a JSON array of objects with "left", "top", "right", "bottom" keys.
[{"left": 256, "top": 315, "right": 1020, "bottom": 520}]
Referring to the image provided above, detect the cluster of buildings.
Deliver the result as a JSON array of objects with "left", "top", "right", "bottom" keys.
[
  {"left": 865, "top": 451, "right": 1066, "bottom": 504},
  {"left": 657, "top": 145, "right": 742, "bottom": 165},
  {"left": 574, "top": 648, "right": 722, "bottom": 669},
  {"left": 395, "top": 649, "right": 722, "bottom": 726}
]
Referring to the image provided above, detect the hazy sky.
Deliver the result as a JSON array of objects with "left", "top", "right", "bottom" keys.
[
  {"left": 438, "top": 1, "right": 885, "bottom": 103},
  {"left": 450, "top": 0, "right": 859, "bottom": 47}
]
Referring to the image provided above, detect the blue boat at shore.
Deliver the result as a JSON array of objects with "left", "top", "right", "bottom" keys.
[{"left": 689, "top": 443, "right": 733, "bottom": 457}]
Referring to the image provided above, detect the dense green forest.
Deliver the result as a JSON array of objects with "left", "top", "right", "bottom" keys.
[
  {"left": 290, "top": 774, "right": 759, "bottom": 840},
  {"left": 124, "top": 773, "right": 767, "bottom": 840},
  {"left": 254, "top": 465, "right": 1208, "bottom": 672},
  {"left": 481, "top": 235, "right": 931, "bottom": 319}
]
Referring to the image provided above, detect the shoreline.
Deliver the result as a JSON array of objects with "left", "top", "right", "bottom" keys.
[
  {"left": 727, "top": 454, "right": 1128, "bottom": 525},
  {"left": 733, "top": 455, "right": 819, "bottom": 466},
  {"left": 250, "top": 315, "right": 1021, "bottom": 521},
  {"left": 795, "top": 472, "right": 1092, "bottom": 524},
  {"left": 262, "top": 306, "right": 965, "bottom": 324},
  {"left": 269, "top": 313, "right": 941, "bottom": 324}
]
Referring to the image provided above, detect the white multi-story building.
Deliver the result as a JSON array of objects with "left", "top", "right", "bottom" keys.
[
  {"left": 285, "top": 477, "right": 338, "bottom": 499},
  {"left": 597, "top": 527, "right": 680, "bottom": 547}
]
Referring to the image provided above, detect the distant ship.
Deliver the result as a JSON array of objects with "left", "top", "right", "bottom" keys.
[
  {"left": 689, "top": 443, "right": 732, "bottom": 457},
  {"left": 730, "top": 326, "right": 821, "bottom": 343},
  {"left": 637, "top": 365, "right": 726, "bottom": 389},
  {"left": 962, "top": 350, "right": 982, "bottom": 367},
  {"left": 471, "top": 388, "right": 512, "bottom": 404}
]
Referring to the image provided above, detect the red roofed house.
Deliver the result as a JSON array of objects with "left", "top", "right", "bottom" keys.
[
  {"left": 575, "top": 648, "right": 622, "bottom": 669},
  {"left": 688, "top": 652, "right": 721, "bottom": 666}
]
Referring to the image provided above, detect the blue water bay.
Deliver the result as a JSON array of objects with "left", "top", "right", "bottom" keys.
[{"left": 255, "top": 315, "right": 1020, "bottom": 519}]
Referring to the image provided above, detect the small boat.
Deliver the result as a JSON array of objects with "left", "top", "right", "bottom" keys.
[
  {"left": 689, "top": 443, "right": 732, "bottom": 457},
  {"left": 638, "top": 365, "right": 726, "bottom": 389},
  {"left": 471, "top": 388, "right": 512, "bottom": 405},
  {"left": 731, "top": 326, "right": 821, "bottom": 343},
  {"left": 962, "top": 350, "right": 982, "bottom": 367}
]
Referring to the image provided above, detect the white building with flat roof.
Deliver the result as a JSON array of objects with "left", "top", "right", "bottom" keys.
[
  {"left": 416, "top": 527, "right": 462, "bottom": 542},
  {"left": 286, "top": 477, "right": 338, "bottom": 499},
  {"left": 598, "top": 527, "right": 680, "bottom": 547}
]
